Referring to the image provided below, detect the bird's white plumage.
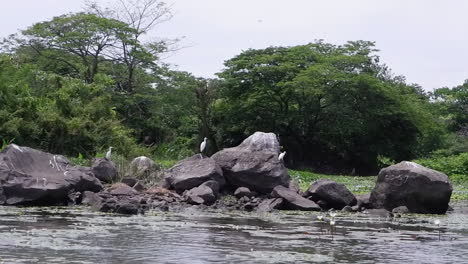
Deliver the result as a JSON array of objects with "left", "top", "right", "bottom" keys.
[
  {"left": 200, "top": 137, "right": 207, "bottom": 153},
  {"left": 106, "top": 147, "right": 112, "bottom": 160},
  {"left": 278, "top": 151, "right": 286, "bottom": 161}
]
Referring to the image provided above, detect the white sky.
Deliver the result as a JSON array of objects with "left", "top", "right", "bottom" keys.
[{"left": 1, "top": 0, "right": 467, "bottom": 91}]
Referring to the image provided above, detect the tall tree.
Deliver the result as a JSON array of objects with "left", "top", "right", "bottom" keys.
[
  {"left": 86, "top": 0, "right": 176, "bottom": 93},
  {"left": 16, "top": 13, "right": 136, "bottom": 83},
  {"left": 215, "top": 41, "right": 442, "bottom": 173}
]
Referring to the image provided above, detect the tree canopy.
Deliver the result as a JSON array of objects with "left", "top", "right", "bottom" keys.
[{"left": 0, "top": 4, "right": 464, "bottom": 174}]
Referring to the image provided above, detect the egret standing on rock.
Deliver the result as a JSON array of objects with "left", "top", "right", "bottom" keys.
[
  {"left": 106, "top": 147, "right": 113, "bottom": 160},
  {"left": 200, "top": 137, "right": 207, "bottom": 158},
  {"left": 278, "top": 151, "right": 286, "bottom": 161}
]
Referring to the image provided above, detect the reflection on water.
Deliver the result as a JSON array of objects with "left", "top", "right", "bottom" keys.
[{"left": 0, "top": 203, "right": 468, "bottom": 264}]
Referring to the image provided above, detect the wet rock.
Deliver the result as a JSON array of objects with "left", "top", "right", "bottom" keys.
[
  {"left": 212, "top": 132, "right": 290, "bottom": 194},
  {"left": 164, "top": 154, "right": 225, "bottom": 193},
  {"left": 81, "top": 191, "right": 101, "bottom": 205},
  {"left": 92, "top": 158, "right": 117, "bottom": 183},
  {"left": 317, "top": 200, "right": 328, "bottom": 209},
  {"left": 184, "top": 184, "right": 216, "bottom": 205},
  {"left": 257, "top": 198, "right": 284, "bottom": 213},
  {"left": 114, "top": 200, "right": 140, "bottom": 215},
  {"left": 304, "top": 179, "right": 356, "bottom": 209},
  {"left": 234, "top": 187, "right": 257, "bottom": 199},
  {"left": 0, "top": 145, "right": 103, "bottom": 206},
  {"left": 392, "top": 206, "right": 410, "bottom": 214},
  {"left": 342, "top": 205, "right": 354, "bottom": 212},
  {"left": 271, "top": 185, "right": 321, "bottom": 211},
  {"left": 128, "top": 156, "right": 162, "bottom": 183},
  {"left": 356, "top": 194, "right": 371, "bottom": 209},
  {"left": 369, "top": 161, "right": 452, "bottom": 214}
]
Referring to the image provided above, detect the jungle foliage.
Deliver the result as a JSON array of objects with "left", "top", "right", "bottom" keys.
[{"left": 0, "top": 1, "right": 466, "bottom": 175}]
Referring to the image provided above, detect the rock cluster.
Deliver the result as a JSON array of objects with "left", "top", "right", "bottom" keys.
[{"left": 0, "top": 135, "right": 454, "bottom": 216}]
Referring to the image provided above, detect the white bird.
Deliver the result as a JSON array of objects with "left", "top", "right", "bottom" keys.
[
  {"left": 278, "top": 151, "right": 286, "bottom": 161},
  {"left": 42, "top": 177, "right": 47, "bottom": 187},
  {"left": 199, "top": 137, "right": 207, "bottom": 158},
  {"left": 106, "top": 147, "right": 113, "bottom": 160}
]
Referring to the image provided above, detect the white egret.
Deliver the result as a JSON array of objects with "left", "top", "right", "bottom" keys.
[
  {"left": 106, "top": 147, "right": 113, "bottom": 160},
  {"left": 278, "top": 151, "right": 286, "bottom": 161},
  {"left": 200, "top": 137, "right": 207, "bottom": 158},
  {"left": 42, "top": 177, "right": 47, "bottom": 187}
]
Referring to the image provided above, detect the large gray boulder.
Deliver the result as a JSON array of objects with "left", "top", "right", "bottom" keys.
[
  {"left": 128, "top": 156, "right": 162, "bottom": 183},
  {"left": 304, "top": 179, "right": 356, "bottom": 209},
  {"left": 0, "top": 145, "right": 103, "bottom": 206},
  {"left": 212, "top": 132, "right": 290, "bottom": 193},
  {"left": 92, "top": 158, "right": 117, "bottom": 183},
  {"left": 164, "top": 154, "right": 225, "bottom": 193},
  {"left": 369, "top": 161, "right": 452, "bottom": 214},
  {"left": 271, "top": 185, "right": 321, "bottom": 211}
]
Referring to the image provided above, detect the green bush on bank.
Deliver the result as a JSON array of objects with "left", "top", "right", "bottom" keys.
[{"left": 413, "top": 152, "right": 468, "bottom": 183}]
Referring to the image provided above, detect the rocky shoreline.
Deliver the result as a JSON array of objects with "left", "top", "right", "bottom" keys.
[{"left": 0, "top": 132, "right": 453, "bottom": 216}]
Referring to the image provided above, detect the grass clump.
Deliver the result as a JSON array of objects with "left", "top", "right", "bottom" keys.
[{"left": 288, "top": 169, "right": 376, "bottom": 194}]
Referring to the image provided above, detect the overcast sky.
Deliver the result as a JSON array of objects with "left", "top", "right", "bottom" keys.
[{"left": 1, "top": 0, "right": 467, "bottom": 91}]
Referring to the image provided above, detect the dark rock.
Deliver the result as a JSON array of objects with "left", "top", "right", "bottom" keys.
[
  {"left": 257, "top": 198, "right": 284, "bottom": 213},
  {"left": 201, "top": 180, "right": 220, "bottom": 196},
  {"left": 186, "top": 195, "right": 204, "bottom": 205},
  {"left": 121, "top": 177, "right": 138, "bottom": 187},
  {"left": 369, "top": 161, "right": 452, "bottom": 214},
  {"left": 288, "top": 181, "right": 301, "bottom": 194},
  {"left": 115, "top": 200, "right": 140, "bottom": 215},
  {"left": 234, "top": 187, "right": 257, "bottom": 199},
  {"left": 184, "top": 185, "right": 216, "bottom": 205},
  {"left": 108, "top": 183, "right": 138, "bottom": 195},
  {"left": 164, "top": 154, "right": 225, "bottom": 193},
  {"left": 271, "top": 185, "right": 321, "bottom": 211},
  {"left": 304, "top": 179, "right": 356, "bottom": 209},
  {"left": 92, "top": 158, "right": 117, "bottom": 183},
  {"left": 356, "top": 194, "right": 371, "bottom": 209},
  {"left": 128, "top": 156, "right": 162, "bottom": 182},
  {"left": 0, "top": 145, "right": 103, "bottom": 206},
  {"left": 212, "top": 132, "right": 290, "bottom": 194},
  {"left": 81, "top": 191, "right": 101, "bottom": 205},
  {"left": 133, "top": 181, "right": 146, "bottom": 192},
  {"left": 317, "top": 200, "right": 328, "bottom": 209},
  {"left": 67, "top": 192, "right": 81, "bottom": 205},
  {"left": 342, "top": 205, "right": 354, "bottom": 212},
  {"left": 351, "top": 205, "right": 360, "bottom": 212},
  {"left": 392, "top": 206, "right": 410, "bottom": 214}
]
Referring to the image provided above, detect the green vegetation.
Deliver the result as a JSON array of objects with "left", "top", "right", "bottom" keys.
[
  {"left": 0, "top": 0, "right": 466, "bottom": 184},
  {"left": 413, "top": 153, "right": 468, "bottom": 184},
  {"left": 289, "top": 170, "right": 375, "bottom": 194}
]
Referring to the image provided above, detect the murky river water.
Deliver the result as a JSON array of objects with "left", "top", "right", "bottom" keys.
[{"left": 0, "top": 203, "right": 467, "bottom": 264}]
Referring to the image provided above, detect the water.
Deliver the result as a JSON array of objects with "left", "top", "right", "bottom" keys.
[{"left": 1, "top": 203, "right": 468, "bottom": 264}]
